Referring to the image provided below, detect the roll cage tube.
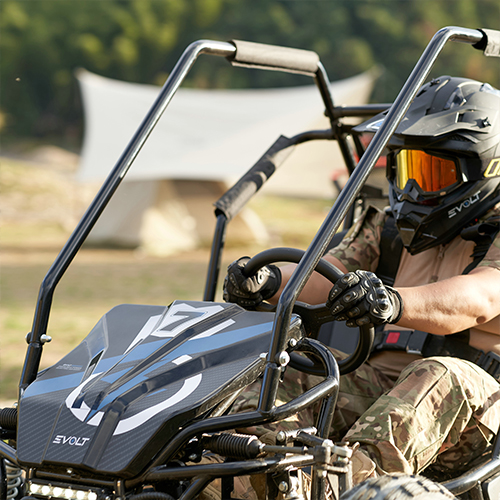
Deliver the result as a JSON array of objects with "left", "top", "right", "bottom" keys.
[{"left": 256, "top": 26, "right": 487, "bottom": 414}]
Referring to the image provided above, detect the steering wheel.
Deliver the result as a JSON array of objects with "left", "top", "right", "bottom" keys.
[{"left": 243, "top": 247, "right": 374, "bottom": 376}]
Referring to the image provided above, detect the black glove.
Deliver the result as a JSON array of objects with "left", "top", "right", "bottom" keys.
[
  {"left": 223, "top": 257, "right": 282, "bottom": 308},
  {"left": 327, "top": 270, "right": 403, "bottom": 327}
]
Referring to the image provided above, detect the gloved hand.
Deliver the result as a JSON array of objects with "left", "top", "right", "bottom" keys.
[
  {"left": 327, "top": 270, "right": 403, "bottom": 327},
  {"left": 223, "top": 257, "right": 282, "bottom": 308}
]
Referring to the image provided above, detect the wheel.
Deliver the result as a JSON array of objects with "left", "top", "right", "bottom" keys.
[
  {"left": 244, "top": 247, "right": 375, "bottom": 375},
  {"left": 339, "top": 474, "right": 457, "bottom": 499}
]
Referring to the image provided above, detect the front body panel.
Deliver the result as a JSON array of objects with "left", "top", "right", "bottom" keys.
[{"left": 17, "top": 301, "right": 278, "bottom": 476}]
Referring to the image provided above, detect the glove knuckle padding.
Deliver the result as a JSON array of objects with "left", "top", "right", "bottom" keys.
[
  {"left": 343, "top": 283, "right": 364, "bottom": 304},
  {"left": 328, "top": 284, "right": 342, "bottom": 303},
  {"left": 329, "top": 269, "right": 403, "bottom": 326},
  {"left": 342, "top": 272, "right": 360, "bottom": 285}
]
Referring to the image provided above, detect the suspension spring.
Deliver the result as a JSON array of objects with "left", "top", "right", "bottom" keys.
[{"left": 5, "top": 460, "right": 23, "bottom": 500}]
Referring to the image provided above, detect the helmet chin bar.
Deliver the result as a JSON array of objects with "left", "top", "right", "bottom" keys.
[{"left": 391, "top": 200, "right": 433, "bottom": 252}]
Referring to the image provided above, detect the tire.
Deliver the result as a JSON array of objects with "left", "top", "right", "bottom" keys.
[{"left": 339, "top": 474, "right": 457, "bottom": 499}]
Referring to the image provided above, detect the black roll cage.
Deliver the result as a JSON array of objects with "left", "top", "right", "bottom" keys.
[{"left": 3, "top": 26, "right": 500, "bottom": 498}]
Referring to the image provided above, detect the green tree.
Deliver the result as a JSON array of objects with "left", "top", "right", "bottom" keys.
[{"left": 1, "top": 0, "right": 498, "bottom": 141}]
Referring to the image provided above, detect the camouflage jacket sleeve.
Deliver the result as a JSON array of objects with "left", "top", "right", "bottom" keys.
[
  {"left": 327, "top": 206, "right": 388, "bottom": 273},
  {"left": 477, "top": 204, "right": 500, "bottom": 271}
]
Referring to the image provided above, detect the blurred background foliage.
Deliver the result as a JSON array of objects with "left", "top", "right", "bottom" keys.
[{"left": 1, "top": 0, "right": 499, "bottom": 144}]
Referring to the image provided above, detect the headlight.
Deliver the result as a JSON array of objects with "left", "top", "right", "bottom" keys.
[{"left": 28, "top": 482, "right": 102, "bottom": 500}]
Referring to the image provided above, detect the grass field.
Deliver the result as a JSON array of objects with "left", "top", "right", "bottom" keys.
[{"left": 0, "top": 154, "right": 333, "bottom": 404}]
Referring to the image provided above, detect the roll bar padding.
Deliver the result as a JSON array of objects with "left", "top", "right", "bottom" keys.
[
  {"left": 228, "top": 40, "right": 320, "bottom": 76},
  {"left": 214, "top": 135, "right": 295, "bottom": 221},
  {"left": 474, "top": 29, "right": 500, "bottom": 57}
]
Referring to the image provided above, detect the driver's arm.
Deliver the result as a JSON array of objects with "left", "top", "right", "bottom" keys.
[
  {"left": 396, "top": 266, "right": 500, "bottom": 335},
  {"left": 271, "top": 258, "right": 500, "bottom": 336}
]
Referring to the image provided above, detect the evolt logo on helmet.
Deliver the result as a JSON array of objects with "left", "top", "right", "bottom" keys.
[
  {"left": 484, "top": 158, "right": 500, "bottom": 178},
  {"left": 448, "top": 191, "right": 481, "bottom": 218}
]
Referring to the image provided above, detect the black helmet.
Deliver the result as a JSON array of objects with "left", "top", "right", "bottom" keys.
[{"left": 357, "top": 76, "right": 500, "bottom": 254}]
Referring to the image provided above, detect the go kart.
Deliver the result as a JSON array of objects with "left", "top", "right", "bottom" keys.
[{"left": 1, "top": 25, "right": 500, "bottom": 500}]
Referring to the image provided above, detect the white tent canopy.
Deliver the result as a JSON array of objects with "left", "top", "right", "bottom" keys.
[{"left": 77, "top": 70, "right": 376, "bottom": 254}]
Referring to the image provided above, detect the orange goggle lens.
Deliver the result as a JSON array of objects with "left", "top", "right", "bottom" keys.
[{"left": 395, "top": 150, "right": 458, "bottom": 193}]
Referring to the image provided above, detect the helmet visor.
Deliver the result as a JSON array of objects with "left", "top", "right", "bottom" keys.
[{"left": 394, "top": 150, "right": 459, "bottom": 193}]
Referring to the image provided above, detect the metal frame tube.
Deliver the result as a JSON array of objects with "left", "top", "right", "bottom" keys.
[
  {"left": 203, "top": 214, "right": 228, "bottom": 301},
  {"left": 20, "top": 41, "right": 237, "bottom": 392},
  {"left": 314, "top": 61, "right": 337, "bottom": 126},
  {"left": 146, "top": 455, "right": 316, "bottom": 481},
  {"left": 444, "top": 458, "right": 500, "bottom": 495},
  {"left": 0, "top": 440, "right": 18, "bottom": 465},
  {"left": 444, "top": 431, "right": 500, "bottom": 494},
  {"left": 258, "top": 26, "right": 485, "bottom": 413},
  {"left": 333, "top": 104, "right": 391, "bottom": 118}
]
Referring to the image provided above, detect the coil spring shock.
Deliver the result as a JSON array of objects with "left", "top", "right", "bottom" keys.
[
  {"left": 203, "top": 433, "right": 265, "bottom": 459},
  {"left": 5, "top": 460, "right": 23, "bottom": 500}
]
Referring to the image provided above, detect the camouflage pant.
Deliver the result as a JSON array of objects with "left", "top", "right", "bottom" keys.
[{"left": 232, "top": 354, "right": 500, "bottom": 476}]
